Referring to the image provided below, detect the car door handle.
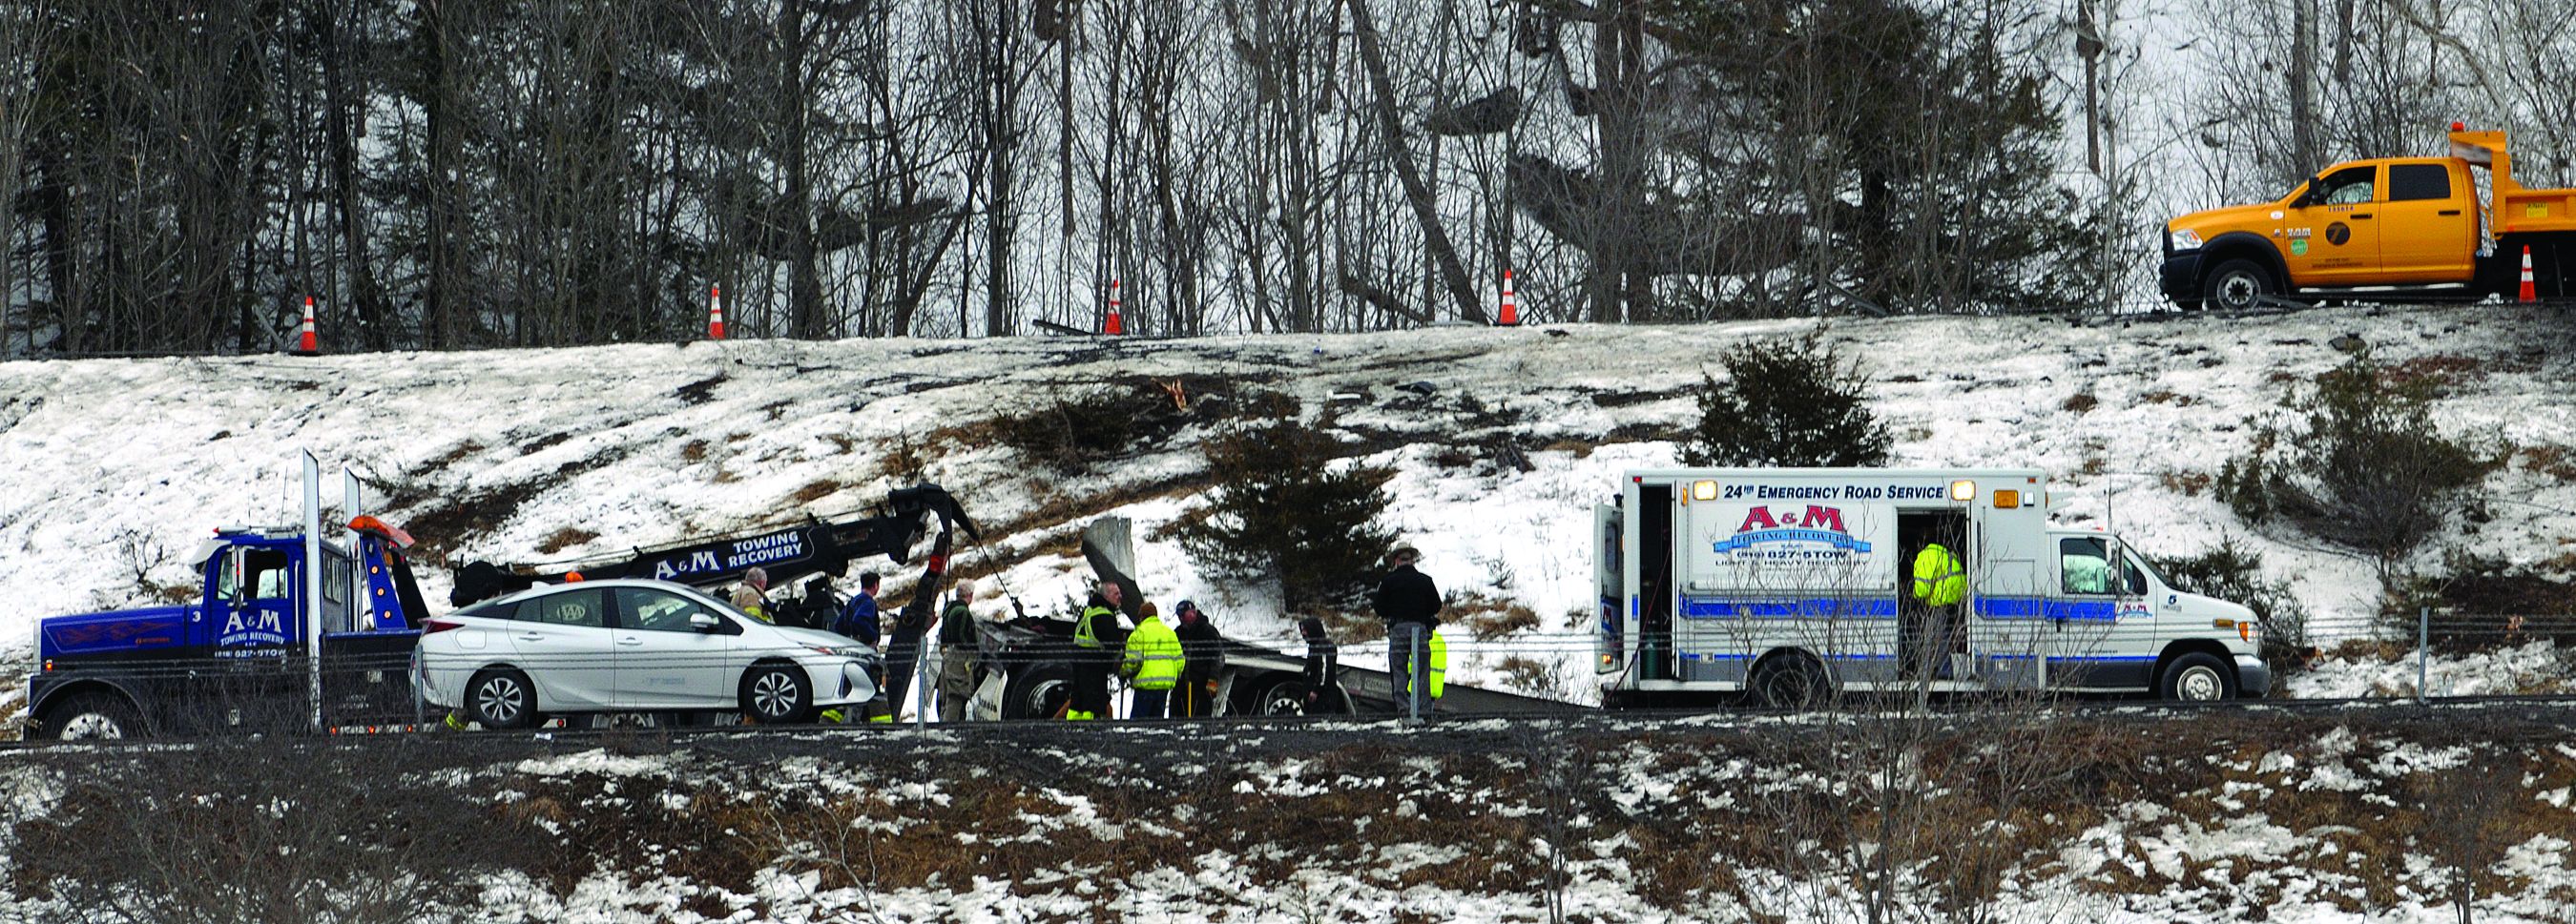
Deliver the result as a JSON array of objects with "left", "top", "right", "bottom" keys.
[
  {"left": 616, "top": 637, "right": 645, "bottom": 647},
  {"left": 515, "top": 632, "right": 545, "bottom": 642},
  {"left": 2439, "top": 209, "right": 2462, "bottom": 216},
  {"left": 2351, "top": 213, "right": 2373, "bottom": 219}
]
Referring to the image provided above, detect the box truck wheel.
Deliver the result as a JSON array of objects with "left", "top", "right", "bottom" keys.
[
  {"left": 2158, "top": 652, "right": 2235, "bottom": 703},
  {"left": 42, "top": 692, "right": 144, "bottom": 740},
  {"left": 1749, "top": 653, "right": 1830, "bottom": 709},
  {"left": 2201, "top": 259, "right": 2276, "bottom": 312}
]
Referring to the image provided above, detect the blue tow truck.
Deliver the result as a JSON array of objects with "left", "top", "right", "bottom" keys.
[{"left": 24, "top": 454, "right": 432, "bottom": 739}]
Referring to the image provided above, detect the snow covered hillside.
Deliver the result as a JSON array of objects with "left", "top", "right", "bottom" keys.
[{"left": 5, "top": 305, "right": 2574, "bottom": 721}]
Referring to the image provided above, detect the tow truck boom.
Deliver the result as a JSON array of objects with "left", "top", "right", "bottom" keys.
[{"left": 448, "top": 483, "right": 978, "bottom": 622}]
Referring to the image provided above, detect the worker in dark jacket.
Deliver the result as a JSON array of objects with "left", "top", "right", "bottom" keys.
[
  {"left": 883, "top": 590, "right": 936, "bottom": 722},
  {"left": 935, "top": 581, "right": 981, "bottom": 722},
  {"left": 1173, "top": 600, "right": 1225, "bottom": 718},
  {"left": 830, "top": 572, "right": 886, "bottom": 723},
  {"left": 1372, "top": 544, "right": 1442, "bottom": 716},
  {"left": 1070, "top": 584, "right": 1130, "bottom": 720},
  {"left": 833, "top": 571, "right": 883, "bottom": 647},
  {"left": 1298, "top": 616, "right": 1339, "bottom": 712}
]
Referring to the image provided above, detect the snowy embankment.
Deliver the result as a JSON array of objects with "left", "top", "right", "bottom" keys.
[
  {"left": 5, "top": 708, "right": 2576, "bottom": 922},
  {"left": 5, "top": 306, "right": 2575, "bottom": 721}
]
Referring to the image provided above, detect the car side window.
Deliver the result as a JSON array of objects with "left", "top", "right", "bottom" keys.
[
  {"left": 524, "top": 588, "right": 607, "bottom": 628},
  {"left": 2388, "top": 163, "right": 2451, "bottom": 202},
  {"left": 2060, "top": 538, "right": 2112, "bottom": 595},
  {"left": 616, "top": 587, "right": 721, "bottom": 633}
]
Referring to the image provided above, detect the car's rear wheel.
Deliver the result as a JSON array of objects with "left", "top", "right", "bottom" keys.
[
  {"left": 2202, "top": 259, "right": 2275, "bottom": 312},
  {"left": 44, "top": 693, "right": 144, "bottom": 740},
  {"left": 467, "top": 668, "right": 539, "bottom": 729},
  {"left": 741, "top": 665, "right": 815, "bottom": 724}
]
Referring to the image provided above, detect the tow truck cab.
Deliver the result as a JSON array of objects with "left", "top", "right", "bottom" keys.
[{"left": 25, "top": 465, "right": 430, "bottom": 739}]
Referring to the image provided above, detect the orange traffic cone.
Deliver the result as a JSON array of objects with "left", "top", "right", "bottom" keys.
[
  {"left": 1497, "top": 269, "right": 1520, "bottom": 326},
  {"left": 291, "top": 297, "right": 321, "bottom": 356},
  {"left": 1106, "top": 279, "right": 1125, "bottom": 336},
  {"left": 708, "top": 284, "right": 728, "bottom": 339},
  {"left": 2520, "top": 246, "right": 2539, "bottom": 303}
]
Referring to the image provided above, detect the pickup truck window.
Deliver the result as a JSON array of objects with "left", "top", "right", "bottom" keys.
[
  {"left": 2317, "top": 165, "right": 2378, "bottom": 205},
  {"left": 2389, "top": 163, "right": 2451, "bottom": 201}
]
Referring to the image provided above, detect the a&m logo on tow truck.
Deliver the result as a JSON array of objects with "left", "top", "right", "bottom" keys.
[{"left": 1712, "top": 505, "right": 1873, "bottom": 561}]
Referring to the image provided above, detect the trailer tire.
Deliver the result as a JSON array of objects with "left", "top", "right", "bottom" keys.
[
  {"left": 1749, "top": 653, "right": 1830, "bottom": 709},
  {"left": 740, "top": 664, "right": 816, "bottom": 724},
  {"left": 1001, "top": 661, "right": 1074, "bottom": 720},
  {"left": 42, "top": 692, "right": 144, "bottom": 740},
  {"left": 467, "top": 669, "right": 540, "bottom": 729},
  {"left": 2201, "top": 259, "right": 2275, "bottom": 312},
  {"left": 2158, "top": 652, "right": 2235, "bottom": 703}
]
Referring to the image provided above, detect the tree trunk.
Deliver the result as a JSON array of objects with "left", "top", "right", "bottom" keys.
[
  {"left": 1344, "top": 0, "right": 1487, "bottom": 324},
  {"left": 322, "top": 2, "right": 389, "bottom": 351}
]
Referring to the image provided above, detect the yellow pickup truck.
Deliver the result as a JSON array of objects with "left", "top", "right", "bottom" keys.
[{"left": 2161, "top": 125, "right": 2576, "bottom": 310}]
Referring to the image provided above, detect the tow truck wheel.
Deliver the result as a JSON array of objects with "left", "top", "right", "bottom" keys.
[
  {"left": 2202, "top": 259, "right": 2275, "bottom": 312},
  {"left": 45, "top": 693, "right": 143, "bottom": 740},
  {"left": 741, "top": 665, "right": 816, "bottom": 724},
  {"left": 2158, "top": 652, "right": 2235, "bottom": 703},
  {"left": 467, "top": 669, "right": 539, "bottom": 729}
]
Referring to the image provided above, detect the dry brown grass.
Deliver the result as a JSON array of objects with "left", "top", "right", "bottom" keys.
[
  {"left": 533, "top": 527, "right": 599, "bottom": 555},
  {"left": 1450, "top": 593, "right": 1542, "bottom": 641},
  {"left": 789, "top": 479, "right": 841, "bottom": 505}
]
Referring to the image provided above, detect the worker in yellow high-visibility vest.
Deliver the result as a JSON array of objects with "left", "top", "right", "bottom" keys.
[
  {"left": 1121, "top": 603, "right": 1184, "bottom": 719},
  {"left": 1910, "top": 543, "right": 1965, "bottom": 679}
]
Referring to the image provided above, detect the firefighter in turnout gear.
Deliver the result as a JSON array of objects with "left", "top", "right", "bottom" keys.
[
  {"left": 1070, "top": 584, "right": 1130, "bottom": 720},
  {"left": 1121, "top": 602, "right": 1184, "bottom": 719}
]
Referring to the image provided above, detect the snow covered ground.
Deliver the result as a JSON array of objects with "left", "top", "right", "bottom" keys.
[{"left": 6, "top": 304, "right": 2575, "bottom": 723}]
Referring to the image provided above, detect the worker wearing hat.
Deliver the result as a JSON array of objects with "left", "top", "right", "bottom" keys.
[{"left": 1371, "top": 544, "right": 1443, "bottom": 717}]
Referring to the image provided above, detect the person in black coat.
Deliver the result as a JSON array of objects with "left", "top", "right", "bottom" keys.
[
  {"left": 1298, "top": 616, "right": 1339, "bottom": 712},
  {"left": 1372, "top": 544, "right": 1441, "bottom": 715},
  {"left": 1173, "top": 600, "right": 1226, "bottom": 718}
]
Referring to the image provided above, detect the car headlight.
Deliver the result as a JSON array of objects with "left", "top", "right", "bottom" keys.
[
  {"left": 811, "top": 645, "right": 876, "bottom": 660},
  {"left": 2169, "top": 227, "right": 2204, "bottom": 252}
]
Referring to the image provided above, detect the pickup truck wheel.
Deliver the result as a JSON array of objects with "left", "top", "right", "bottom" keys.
[
  {"left": 467, "top": 669, "right": 539, "bottom": 729},
  {"left": 45, "top": 693, "right": 143, "bottom": 740},
  {"left": 2158, "top": 652, "right": 2236, "bottom": 703},
  {"left": 741, "top": 665, "right": 815, "bottom": 724},
  {"left": 2202, "top": 259, "right": 2275, "bottom": 312}
]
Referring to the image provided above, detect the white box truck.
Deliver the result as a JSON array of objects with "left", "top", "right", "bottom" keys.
[{"left": 1592, "top": 468, "right": 2271, "bottom": 708}]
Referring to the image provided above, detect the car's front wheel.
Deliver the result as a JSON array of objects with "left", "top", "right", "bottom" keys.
[{"left": 740, "top": 665, "right": 815, "bottom": 724}]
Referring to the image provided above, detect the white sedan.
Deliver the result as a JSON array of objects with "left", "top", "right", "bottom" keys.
[{"left": 414, "top": 578, "right": 877, "bottom": 728}]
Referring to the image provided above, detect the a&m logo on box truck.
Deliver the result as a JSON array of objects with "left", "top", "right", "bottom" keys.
[{"left": 1712, "top": 504, "right": 1874, "bottom": 559}]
